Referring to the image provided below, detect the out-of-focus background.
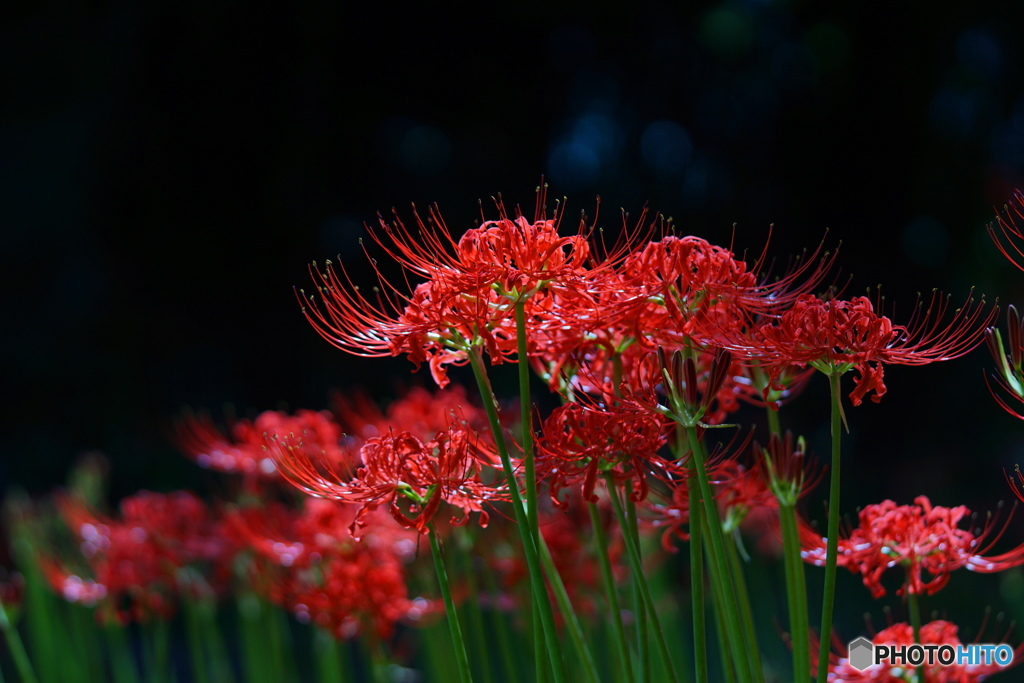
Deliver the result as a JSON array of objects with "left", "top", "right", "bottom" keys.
[{"left": 5, "top": 1, "right": 1024, "bottom": 573}]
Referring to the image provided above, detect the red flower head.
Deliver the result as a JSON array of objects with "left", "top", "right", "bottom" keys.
[
  {"left": 228, "top": 498, "right": 429, "bottom": 640},
  {"left": 298, "top": 187, "right": 638, "bottom": 387},
  {"left": 714, "top": 459, "right": 776, "bottom": 533},
  {"left": 538, "top": 401, "right": 671, "bottom": 504},
  {"left": 755, "top": 431, "right": 823, "bottom": 507},
  {"left": 715, "top": 291, "right": 995, "bottom": 406},
  {"left": 619, "top": 232, "right": 837, "bottom": 349},
  {"left": 271, "top": 422, "right": 507, "bottom": 536},
  {"left": 800, "top": 495, "right": 1024, "bottom": 597},
  {"left": 646, "top": 479, "right": 693, "bottom": 551},
  {"left": 47, "top": 492, "right": 235, "bottom": 623}
]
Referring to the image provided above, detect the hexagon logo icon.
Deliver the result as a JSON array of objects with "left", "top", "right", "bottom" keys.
[{"left": 848, "top": 637, "right": 874, "bottom": 672}]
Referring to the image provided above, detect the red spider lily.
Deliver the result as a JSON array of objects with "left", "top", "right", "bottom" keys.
[
  {"left": 618, "top": 235, "right": 759, "bottom": 346},
  {"left": 646, "top": 478, "right": 693, "bottom": 551},
  {"left": 266, "top": 550, "right": 435, "bottom": 640},
  {"left": 711, "top": 291, "right": 995, "bottom": 406},
  {"left": 226, "top": 498, "right": 418, "bottom": 570},
  {"left": 645, "top": 438, "right": 749, "bottom": 550},
  {"left": 177, "top": 408, "right": 344, "bottom": 482},
  {"left": 46, "top": 492, "right": 235, "bottom": 623},
  {"left": 714, "top": 459, "right": 777, "bottom": 533},
  {"left": 754, "top": 431, "right": 824, "bottom": 507},
  {"left": 822, "top": 619, "right": 1022, "bottom": 681},
  {"left": 297, "top": 189, "right": 641, "bottom": 387},
  {"left": 989, "top": 188, "right": 1024, "bottom": 271},
  {"left": 228, "top": 500, "right": 430, "bottom": 640},
  {"left": 618, "top": 232, "right": 837, "bottom": 350},
  {"left": 985, "top": 304, "right": 1024, "bottom": 419},
  {"left": 799, "top": 496, "right": 1024, "bottom": 597},
  {"left": 271, "top": 423, "right": 507, "bottom": 536},
  {"left": 538, "top": 401, "right": 672, "bottom": 504}
]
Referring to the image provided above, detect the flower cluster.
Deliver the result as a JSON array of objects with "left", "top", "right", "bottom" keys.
[
  {"left": 43, "top": 491, "right": 235, "bottom": 623},
  {"left": 13, "top": 186, "right": 1023, "bottom": 683},
  {"left": 800, "top": 495, "right": 1024, "bottom": 597},
  {"left": 226, "top": 498, "right": 429, "bottom": 639}
]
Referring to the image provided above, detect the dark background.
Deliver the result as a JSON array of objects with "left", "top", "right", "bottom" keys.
[{"left": 6, "top": 0, "right": 1024, "bottom": 607}]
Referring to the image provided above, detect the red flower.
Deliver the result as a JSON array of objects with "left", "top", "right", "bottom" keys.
[
  {"left": 617, "top": 232, "right": 836, "bottom": 355},
  {"left": 755, "top": 431, "right": 823, "bottom": 507},
  {"left": 271, "top": 423, "right": 507, "bottom": 535},
  {"left": 714, "top": 459, "right": 776, "bottom": 532},
  {"left": 227, "top": 499, "right": 429, "bottom": 640},
  {"left": 538, "top": 401, "right": 671, "bottom": 504},
  {"left": 714, "top": 292, "right": 994, "bottom": 406},
  {"left": 298, "top": 190, "right": 632, "bottom": 386},
  {"left": 46, "top": 492, "right": 235, "bottom": 623},
  {"left": 800, "top": 495, "right": 1024, "bottom": 597}
]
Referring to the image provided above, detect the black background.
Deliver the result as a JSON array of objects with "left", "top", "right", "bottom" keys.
[{"left": 5, "top": 1, "right": 1024, "bottom": 542}]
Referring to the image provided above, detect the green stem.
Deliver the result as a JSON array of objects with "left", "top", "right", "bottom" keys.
[
  {"left": 265, "top": 600, "right": 292, "bottom": 682},
  {"left": 683, "top": 426, "right": 753, "bottom": 683},
  {"left": 15, "top": 539, "right": 57, "bottom": 683},
  {"left": 0, "top": 593, "right": 38, "bottom": 683},
  {"left": 816, "top": 372, "right": 844, "bottom": 683},
  {"left": 468, "top": 347, "right": 566, "bottom": 683},
  {"left": 184, "top": 600, "right": 211, "bottom": 683},
  {"left": 753, "top": 364, "right": 781, "bottom": 437},
  {"left": 533, "top": 606, "right": 549, "bottom": 683},
  {"left": 633, "top": 556, "right": 650, "bottom": 683},
  {"left": 456, "top": 532, "right": 494, "bottom": 683},
  {"left": 314, "top": 628, "right": 345, "bottom": 683},
  {"left": 368, "top": 636, "right": 389, "bottom": 683},
  {"left": 239, "top": 593, "right": 270, "bottom": 683},
  {"left": 198, "top": 600, "right": 234, "bottom": 683},
  {"left": 766, "top": 406, "right": 781, "bottom": 437},
  {"left": 778, "top": 503, "right": 810, "bottom": 683},
  {"left": 723, "top": 532, "right": 764, "bottom": 683},
  {"left": 428, "top": 525, "right": 473, "bottom": 683},
  {"left": 589, "top": 501, "right": 634, "bottom": 683},
  {"left": 484, "top": 579, "right": 520, "bottom": 683},
  {"left": 687, "top": 474, "right": 707, "bottom": 683},
  {"left": 104, "top": 621, "right": 139, "bottom": 683},
  {"left": 146, "top": 617, "right": 170, "bottom": 683},
  {"left": 516, "top": 300, "right": 568, "bottom": 683},
  {"left": 537, "top": 535, "right": 601, "bottom": 683},
  {"left": 704, "top": 526, "right": 736, "bottom": 683},
  {"left": 515, "top": 300, "right": 540, "bottom": 541},
  {"left": 78, "top": 605, "right": 106, "bottom": 681},
  {"left": 606, "top": 477, "right": 680, "bottom": 683}
]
